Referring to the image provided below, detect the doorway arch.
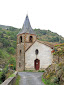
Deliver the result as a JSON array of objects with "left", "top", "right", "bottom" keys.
[{"left": 34, "top": 59, "right": 40, "bottom": 70}]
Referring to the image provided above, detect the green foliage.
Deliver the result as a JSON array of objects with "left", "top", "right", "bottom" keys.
[
  {"left": 0, "top": 66, "right": 8, "bottom": 84},
  {"left": 42, "top": 76, "right": 59, "bottom": 85},
  {"left": 0, "top": 49, "right": 10, "bottom": 58},
  {"left": 34, "top": 29, "right": 64, "bottom": 43},
  {"left": 0, "top": 49, "right": 3, "bottom": 58},
  {"left": 0, "top": 28, "right": 2, "bottom": 30},
  {"left": 49, "top": 37, "right": 59, "bottom": 42},
  {"left": 7, "top": 47, "right": 15, "bottom": 54},
  {"left": 12, "top": 41, "right": 17, "bottom": 48},
  {"left": 14, "top": 75, "right": 20, "bottom": 85},
  {"left": 9, "top": 74, "right": 15, "bottom": 78},
  {"left": 38, "top": 70, "right": 45, "bottom": 72},
  {"left": 9, "top": 57, "right": 16, "bottom": 70},
  {"left": 23, "top": 70, "right": 34, "bottom": 72},
  {"left": 53, "top": 43, "right": 64, "bottom": 56},
  {"left": 43, "top": 63, "right": 64, "bottom": 85},
  {"left": 9, "top": 27, "right": 18, "bottom": 31},
  {"left": 1, "top": 38, "right": 11, "bottom": 47}
]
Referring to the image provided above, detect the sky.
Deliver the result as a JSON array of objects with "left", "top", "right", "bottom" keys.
[{"left": 0, "top": 0, "right": 64, "bottom": 37}]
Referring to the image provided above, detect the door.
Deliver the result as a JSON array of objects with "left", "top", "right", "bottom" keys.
[{"left": 34, "top": 59, "right": 40, "bottom": 70}]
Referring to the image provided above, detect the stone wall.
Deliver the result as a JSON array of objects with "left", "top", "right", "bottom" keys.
[
  {"left": 16, "top": 43, "right": 25, "bottom": 71},
  {"left": 16, "top": 33, "right": 37, "bottom": 71},
  {"left": 17, "top": 33, "right": 36, "bottom": 44},
  {"left": 1, "top": 71, "right": 18, "bottom": 85}
]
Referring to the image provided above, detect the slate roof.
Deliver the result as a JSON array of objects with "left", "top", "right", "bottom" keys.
[
  {"left": 18, "top": 15, "right": 35, "bottom": 35},
  {"left": 37, "top": 40, "right": 54, "bottom": 48}
]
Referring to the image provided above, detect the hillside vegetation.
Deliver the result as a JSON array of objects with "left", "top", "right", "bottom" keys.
[
  {"left": 0, "top": 25, "right": 64, "bottom": 67},
  {"left": 0, "top": 27, "right": 20, "bottom": 68},
  {"left": 43, "top": 43, "right": 64, "bottom": 85},
  {"left": 34, "top": 29, "right": 64, "bottom": 43}
]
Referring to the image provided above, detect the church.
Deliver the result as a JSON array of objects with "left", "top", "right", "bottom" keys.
[{"left": 16, "top": 15, "right": 53, "bottom": 71}]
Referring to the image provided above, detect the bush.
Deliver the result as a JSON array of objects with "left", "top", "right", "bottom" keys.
[
  {"left": 42, "top": 75, "right": 59, "bottom": 85},
  {"left": 1, "top": 38, "right": 11, "bottom": 47},
  {"left": 14, "top": 75, "right": 20, "bottom": 85},
  {"left": 7, "top": 47, "right": 15, "bottom": 54},
  {"left": 51, "top": 77, "right": 60, "bottom": 84},
  {"left": 12, "top": 41, "right": 17, "bottom": 48},
  {"left": 9, "top": 57, "right": 16, "bottom": 70},
  {"left": 0, "top": 66, "right": 8, "bottom": 84},
  {"left": 0, "top": 49, "right": 10, "bottom": 58},
  {"left": 0, "top": 49, "right": 3, "bottom": 58},
  {"left": 46, "top": 74, "right": 50, "bottom": 79}
]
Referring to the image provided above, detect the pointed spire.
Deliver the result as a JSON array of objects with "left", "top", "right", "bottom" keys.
[{"left": 18, "top": 15, "right": 35, "bottom": 35}]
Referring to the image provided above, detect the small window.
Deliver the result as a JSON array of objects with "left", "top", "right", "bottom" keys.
[
  {"left": 29, "top": 36, "right": 33, "bottom": 42},
  {"left": 20, "top": 36, "right": 22, "bottom": 43},
  {"left": 35, "top": 49, "right": 39, "bottom": 55},
  {"left": 19, "top": 63, "right": 21, "bottom": 67},
  {"left": 20, "top": 50, "right": 21, "bottom": 56},
  {"left": 20, "top": 50, "right": 21, "bottom": 53}
]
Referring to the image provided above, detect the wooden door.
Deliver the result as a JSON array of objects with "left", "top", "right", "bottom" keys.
[{"left": 34, "top": 59, "right": 40, "bottom": 70}]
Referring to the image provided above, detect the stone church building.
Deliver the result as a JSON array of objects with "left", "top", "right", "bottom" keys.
[{"left": 16, "top": 15, "right": 53, "bottom": 71}]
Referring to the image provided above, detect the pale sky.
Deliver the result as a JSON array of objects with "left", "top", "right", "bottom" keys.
[{"left": 0, "top": 0, "right": 64, "bottom": 37}]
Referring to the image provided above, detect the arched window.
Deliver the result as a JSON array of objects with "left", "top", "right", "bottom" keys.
[
  {"left": 29, "top": 36, "right": 33, "bottom": 42},
  {"left": 35, "top": 49, "right": 39, "bottom": 55},
  {"left": 20, "top": 36, "right": 22, "bottom": 43}
]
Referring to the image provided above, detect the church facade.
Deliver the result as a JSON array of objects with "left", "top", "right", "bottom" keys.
[{"left": 16, "top": 15, "right": 53, "bottom": 71}]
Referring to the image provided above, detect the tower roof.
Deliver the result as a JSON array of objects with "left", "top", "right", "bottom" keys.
[{"left": 18, "top": 15, "right": 35, "bottom": 35}]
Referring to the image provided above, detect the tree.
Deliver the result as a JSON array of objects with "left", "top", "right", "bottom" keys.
[
  {"left": 12, "top": 41, "right": 17, "bottom": 48},
  {"left": 0, "top": 50, "right": 3, "bottom": 58},
  {"left": 1, "top": 38, "right": 10, "bottom": 47},
  {"left": 7, "top": 47, "right": 15, "bottom": 54}
]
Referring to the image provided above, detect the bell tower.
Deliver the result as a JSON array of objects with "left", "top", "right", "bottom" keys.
[{"left": 16, "top": 15, "right": 37, "bottom": 71}]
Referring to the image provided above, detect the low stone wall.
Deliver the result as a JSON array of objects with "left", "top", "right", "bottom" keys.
[{"left": 1, "top": 71, "right": 18, "bottom": 85}]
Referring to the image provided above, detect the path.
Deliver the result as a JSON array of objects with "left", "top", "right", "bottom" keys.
[{"left": 18, "top": 72, "right": 45, "bottom": 85}]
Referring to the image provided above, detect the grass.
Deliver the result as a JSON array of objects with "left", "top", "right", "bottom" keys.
[
  {"left": 8, "top": 74, "right": 15, "bottom": 78},
  {"left": 14, "top": 75, "right": 20, "bottom": 85},
  {"left": 42, "top": 77, "right": 47, "bottom": 84},
  {"left": 23, "top": 70, "right": 34, "bottom": 72},
  {"left": 23, "top": 70, "right": 45, "bottom": 72},
  {"left": 38, "top": 70, "right": 45, "bottom": 72},
  {"left": 42, "top": 75, "right": 59, "bottom": 85}
]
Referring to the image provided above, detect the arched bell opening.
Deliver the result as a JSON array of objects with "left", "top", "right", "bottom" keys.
[
  {"left": 19, "top": 36, "right": 22, "bottom": 43},
  {"left": 29, "top": 36, "right": 33, "bottom": 42}
]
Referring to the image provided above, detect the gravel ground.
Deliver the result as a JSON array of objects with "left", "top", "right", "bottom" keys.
[{"left": 18, "top": 72, "right": 45, "bottom": 85}]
